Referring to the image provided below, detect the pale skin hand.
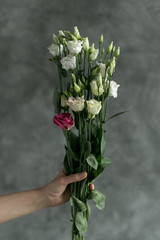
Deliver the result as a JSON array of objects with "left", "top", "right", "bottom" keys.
[{"left": 0, "top": 168, "right": 94, "bottom": 224}]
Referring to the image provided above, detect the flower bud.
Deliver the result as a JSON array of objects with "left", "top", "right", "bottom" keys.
[
  {"left": 78, "top": 79, "right": 85, "bottom": 90},
  {"left": 82, "top": 37, "right": 89, "bottom": 52},
  {"left": 74, "top": 82, "right": 81, "bottom": 93},
  {"left": 91, "top": 67, "right": 98, "bottom": 77},
  {"left": 89, "top": 48, "right": 99, "bottom": 61},
  {"left": 90, "top": 79, "right": 104, "bottom": 96},
  {"left": 106, "top": 41, "right": 113, "bottom": 54},
  {"left": 58, "top": 30, "right": 66, "bottom": 44},
  {"left": 99, "top": 34, "right": 103, "bottom": 44},
  {"left": 71, "top": 73, "right": 76, "bottom": 83},
  {"left": 112, "top": 46, "right": 115, "bottom": 52},
  {"left": 64, "top": 31, "right": 77, "bottom": 41},
  {"left": 53, "top": 34, "right": 60, "bottom": 44},
  {"left": 81, "top": 75, "right": 85, "bottom": 84},
  {"left": 61, "top": 94, "right": 68, "bottom": 107},
  {"left": 89, "top": 43, "right": 95, "bottom": 54},
  {"left": 107, "top": 57, "right": 116, "bottom": 76},
  {"left": 74, "top": 26, "right": 81, "bottom": 39},
  {"left": 96, "top": 73, "right": 103, "bottom": 87},
  {"left": 115, "top": 46, "right": 120, "bottom": 58},
  {"left": 69, "top": 84, "right": 74, "bottom": 93}
]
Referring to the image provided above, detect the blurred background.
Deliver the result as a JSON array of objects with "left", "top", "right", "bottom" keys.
[{"left": 0, "top": 0, "right": 160, "bottom": 239}]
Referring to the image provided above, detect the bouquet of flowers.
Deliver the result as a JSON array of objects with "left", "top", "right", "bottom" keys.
[{"left": 47, "top": 26, "right": 125, "bottom": 240}]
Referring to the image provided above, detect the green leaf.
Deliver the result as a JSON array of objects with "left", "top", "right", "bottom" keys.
[
  {"left": 86, "top": 154, "right": 98, "bottom": 170},
  {"left": 96, "top": 126, "right": 106, "bottom": 155},
  {"left": 67, "top": 142, "right": 79, "bottom": 161},
  {"left": 72, "top": 196, "right": 87, "bottom": 212},
  {"left": 86, "top": 203, "right": 91, "bottom": 222},
  {"left": 88, "top": 190, "right": 106, "bottom": 210},
  {"left": 106, "top": 110, "right": 129, "bottom": 122},
  {"left": 53, "top": 87, "right": 61, "bottom": 113},
  {"left": 82, "top": 141, "right": 91, "bottom": 159},
  {"left": 91, "top": 138, "right": 100, "bottom": 156},
  {"left": 100, "top": 157, "right": 112, "bottom": 168},
  {"left": 90, "top": 166, "right": 104, "bottom": 182},
  {"left": 75, "top": 211, "right": 88, "bottom": 235},
  {"left": 101, "top": 129, "right": 106, "bottom": 155}
]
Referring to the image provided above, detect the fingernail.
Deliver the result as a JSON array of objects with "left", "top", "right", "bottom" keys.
[{"left": 80, "top": 172, "right": 87, "bottom": 178}]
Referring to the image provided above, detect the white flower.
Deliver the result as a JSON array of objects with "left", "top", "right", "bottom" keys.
[
  {"left": 99, "top": 63, "right": 108, "bottom": 81},
  {"left": 108, "top": 80, "right": 120, "bottom": 98},
  {"left": 61, "top": 94, "right": 68, "bottom": 107},
  {"left": 90, "top": 80, "right": 104, "bottom": 96},
  {"left": 89, "top": 49, "right": 99, "bottom": 61},
  {"left": 61, "top": 54, "right": 76, "bottom": 71},
  {"left": 67, "top": 96, "right": 85, "bottom": 112},
  {"left": 67, "top": 40, "right": 83, "bottom": 54},
  {"left": 82, "top": 37, "right": 89, "bottom": 52},
  {"left": 86, "top": 99, "right": 102, "bottom": 115},
  {"left": 47, "top": 44, "right": 63, "bottom": 57}
]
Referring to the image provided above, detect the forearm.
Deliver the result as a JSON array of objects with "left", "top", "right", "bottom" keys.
[{"left": 0, "top": 188, "right": 50, "bottom": 223}]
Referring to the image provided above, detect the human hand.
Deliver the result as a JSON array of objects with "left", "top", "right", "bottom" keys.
[{"left": 41, "top": 168, "right": 94, "bottom": 207}]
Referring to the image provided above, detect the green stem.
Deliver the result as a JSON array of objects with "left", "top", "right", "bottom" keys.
[
  {"left": 83, "top": 51, "right": 86, "bottom": 75},
  {"left": 103, "top": 79, "right": 111, "bottom": 121},
  {"left": 58, "top": 65, "right": 63, "bottom": 93}
]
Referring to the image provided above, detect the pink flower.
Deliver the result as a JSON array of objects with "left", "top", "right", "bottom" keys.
[{"left": 53, "top": 113, "right": 75, "bottom": 130}]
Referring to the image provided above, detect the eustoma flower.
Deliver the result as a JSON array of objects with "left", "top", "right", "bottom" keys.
[
  {"left": 90, "top": 73, "right": 104, "bottom": 96},
  {"left": 53, "top": 113, "right": 74, "bottom": 130},
  {"left": 67, "top": 96, "right": 85, "bottom": 112},
  {"left": 67, "top": 40, "right": 83, "bottom": 54},
  {"left": 108, "top": 80, "right": 120, "bottom": 98},
  {"left": 86, "top": 99, "right": 102, "bottom": 118},
  {"left": 61, "top": 54, "right": 76, "bottom": 71},
  {"left": 98, "top": 63, "right": 108, "bottom": 81},
  {"left": 47, "top": 44, "right": 63, "bottom": 57}
]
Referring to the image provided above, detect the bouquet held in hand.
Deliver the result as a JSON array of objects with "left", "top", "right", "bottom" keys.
[{"left": 48, "top": 26, "right": 124, "bottom": 240}]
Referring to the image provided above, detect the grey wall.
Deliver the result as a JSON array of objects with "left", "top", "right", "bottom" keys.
[{"left": 0, "top": 0, "right": 160, "bottom": 239}]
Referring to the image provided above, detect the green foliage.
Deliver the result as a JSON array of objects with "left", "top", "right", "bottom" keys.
[
  {"left": 82, "top": 141, "right": 91, "bottom": 160},
  {"left": 72, "top": 196, "right": 87, "bottom": 212},
  {"left": 106, "top": 110, "right": 129, "bottom": 122},
  {"left": 100, "top": 157, "right": 112, "bottom": 168},
  {"left": 86, "top": 204, "right": 91, "bottom": 222},
  {"left": 86, "top": 154, "right": 98, "bottom": 170},
  {"left": 75, "top": 211, "right": 88, "bottom": 236},
  {"left": 88, "top": 190, "right": 106, "bottom": 210}
]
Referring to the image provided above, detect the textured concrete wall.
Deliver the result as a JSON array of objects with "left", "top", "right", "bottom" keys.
[{"left": 0, "top": 0, "right": 160, "bottom": 239}]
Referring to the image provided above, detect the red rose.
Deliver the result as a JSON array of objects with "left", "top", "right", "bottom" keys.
[{"left": 53, "top": 113, "right": 75, "bottom": 130}]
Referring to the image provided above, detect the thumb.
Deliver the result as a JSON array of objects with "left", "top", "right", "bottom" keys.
[{"left": 65, "top": 171, "right": 87, "bottom": 185}]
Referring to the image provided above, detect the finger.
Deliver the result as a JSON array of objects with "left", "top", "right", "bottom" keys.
[
  {"left": 65, "top": 172, "right": 87, "bottom": 185},
  {"left": 89, "top": 183, "right": 95, "bottom": 191}
]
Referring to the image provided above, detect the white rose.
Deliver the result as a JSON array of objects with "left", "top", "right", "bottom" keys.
[
  {"left": 86, "top": 99, "right": 102, "bottom": 115},
  {"left": 99, "top": 63, "right": 108, "bottom": 81},
  {"left": 90, "top": 80, "right": 104, "bottom": 96},
  {"left": 61, "top": 54, "right": 76, "bottom": 71},
  {"left": 109, "top": 80, "right": 120, "bottom": 98},
  {"left": 47, "top": 44, "right": 63, "bottom": 57},
  {"left": 67, "top": 96, "right": 84, "bottom": 112},
  {"left": 61, "top": 94, "right": 68, "bottom": 107},
  {"left": 67, "top": 40, "right": 82, "bottom": 54}
]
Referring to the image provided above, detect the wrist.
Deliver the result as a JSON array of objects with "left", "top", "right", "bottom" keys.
[{"left": 37, "top": 187, "right": 52, "bottom": 209}]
